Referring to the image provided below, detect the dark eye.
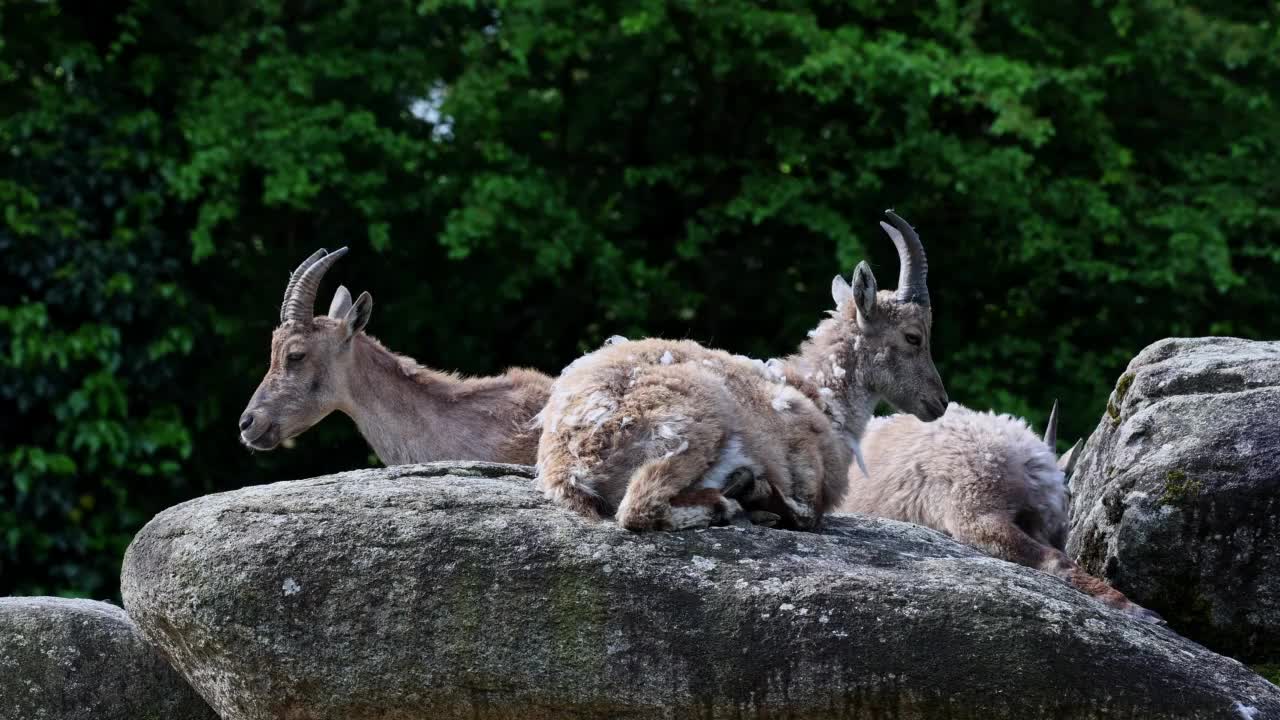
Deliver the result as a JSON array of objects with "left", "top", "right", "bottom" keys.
[
  {"left": 905, "top": 333, "right": 922, "bottom": 347},
  {"left": 286, "top": 351, "right": 307, "bottom": 364}
]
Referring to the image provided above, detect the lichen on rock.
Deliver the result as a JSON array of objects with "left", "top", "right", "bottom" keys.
[
  {"left": 1069, "top": 337, "right": 1280, "bottom": 662},
  {"left": 0, "top": 596, "right": 217, "bottom": 720},
  {"left": 121, "top": 460, "right": 1280, "bottom": 719}
]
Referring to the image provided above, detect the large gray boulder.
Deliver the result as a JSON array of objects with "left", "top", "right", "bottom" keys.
[
  {"left": 0, "top": 596, "right": 218, "bottom": 720},
  {"left": 122, "top": 461, "right": 1280, "bottom": 720},
  {"left": 1068, "top": 337, "right": 1280, "bottom": 663}
]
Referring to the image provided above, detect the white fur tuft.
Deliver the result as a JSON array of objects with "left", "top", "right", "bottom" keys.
[
  {"left": 765, "top": 358, "right": 787, "bottom": 382},
  {"left": 698, "top": 434, "right": 759, "bottom": 490}
]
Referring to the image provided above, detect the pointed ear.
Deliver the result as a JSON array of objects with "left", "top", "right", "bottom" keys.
[
  {"left": 328, "top": 285, "right": 353, "bottom": 319},
  {"left": 831, "top": 274, "right": 855, "bottom": 308},
  {"left": 1058, "top": 438, "right": 1083, "bottom": 478},
  {"left": 342, "top": 291, "right": 372, "bottom": 342},
  {"left": 851, "top": 261, "right": 878, "bottom": 321}
]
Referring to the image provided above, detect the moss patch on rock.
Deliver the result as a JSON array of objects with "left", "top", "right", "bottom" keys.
[
  {"left": 1160, "top": 470, "right": 1203, "bottom": 508},
  {"left": 1254, "top": 665, "right": 1280, "bottom": 687},
  {"left": 1107, "top": 372, "right": 1136, "bottom": 422}
]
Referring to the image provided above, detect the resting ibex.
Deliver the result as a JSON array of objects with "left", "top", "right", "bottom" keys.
[
  {"left": 841, "top": 401, "right": 1163, "bottom": 623},
  {"left": 238, "top": 248, "right": 552, "bottom": 465},
  {"left": 536, "top": 211, "right": 948, "bottom": 531}
]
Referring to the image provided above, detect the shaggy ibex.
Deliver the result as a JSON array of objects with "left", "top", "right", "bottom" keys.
[
  {"left": 536, "top": 211, "right": 948, "bottom": 531},
  {"left": 841, "top": 401, "right": 1164, "bottom": 623},
  {"left": 239, "top": 248, "right": 552, "bottom": 465}
]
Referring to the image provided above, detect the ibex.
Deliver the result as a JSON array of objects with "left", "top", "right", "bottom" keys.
[
  {"left": 841, "top": 401, "right": 1164, "bottom": 623},
  {"left": 536, "top": 211, "right": 948, "bottom": 531},
  {"left": 238, "top": 248, "right": 552, "bottom": 465}
]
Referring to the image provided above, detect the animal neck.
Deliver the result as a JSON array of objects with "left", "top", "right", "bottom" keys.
[
  {"left": 337, "top": 334, "right": 502, "bottom": 466},
  {"left": 779, "top": 315, "right": 877, "bottom": 446}
]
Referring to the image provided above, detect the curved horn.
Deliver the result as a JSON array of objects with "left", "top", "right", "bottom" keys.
[
  {"left": 1044, "top": 399, "right": 1060, "bottom": 449},
  {"left": 280, "top": 248, "right": 329, "bottom": 323},
  {"left": 879, "top": 210, "right": 929, "bottom": 307},
  {"left": 282, "top": 247, "right": 349, "bottom": 324}
]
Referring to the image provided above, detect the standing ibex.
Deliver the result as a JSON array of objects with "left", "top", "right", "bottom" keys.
[
  {"left": 238, "top": 248, "right": 552, "bottom": 465},
  {"left": 536, "top": 211, "right": 948, "bottom": 531},
  {"left": 841, "top": 401, "right": 1163, "bottom": 623}
]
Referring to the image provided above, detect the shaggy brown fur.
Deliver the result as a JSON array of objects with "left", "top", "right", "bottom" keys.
[{"left": 536, "top": 213, "right": 948, "bottom": 532}]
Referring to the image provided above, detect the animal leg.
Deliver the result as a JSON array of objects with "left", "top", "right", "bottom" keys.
[
  {"left": 778, "top": 460, "right": 823, "bottom": 530},
  {"left": 712, "top": 468, "right": 791, "bottom": 529},
  {"left": 722, "top": 467, "right": 769, "bottom": 502},
  {"left": 954, "top": 514, "right": 1165, "bottom": 624},
  {"left": 668, "top": 488, "right": 757, "bottom": 529},
  {"left": 616, "top": 449, "right": 718, "bottom": 531},
  {"left": 670, "top": 486, "right": 780, "bottom": 528}
]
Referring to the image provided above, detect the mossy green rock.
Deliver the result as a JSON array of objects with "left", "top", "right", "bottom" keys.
[
  {"left": 0, "top": 597, "right": 218, "bottom": 720},
  {"left": 1069, "top": 337, "right": 1280, "bottom": 663},
  {"left": 121, "top": 461, "right": 1279, "bottom": 719}
]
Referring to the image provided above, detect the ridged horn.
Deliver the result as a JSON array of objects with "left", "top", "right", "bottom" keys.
[
  {"left": 879, "top": 210, "right": 929, "bottom": 307},
  {"left": 1044, "top": 399, "right": 1060, "bottom": 449},
  {"left": 282, "top": 247, "right": 349, "bottom": 324},
  {"left": 280, "top": 249, "right": 328, "bottom": 323}
]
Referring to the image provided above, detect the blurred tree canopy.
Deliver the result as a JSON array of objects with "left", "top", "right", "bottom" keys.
[{"left": 2, "top": 0, "right": 1277, "bottom": 599}]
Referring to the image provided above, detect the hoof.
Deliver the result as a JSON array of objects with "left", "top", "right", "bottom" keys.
[
  {"left": 666, "top": 505, "right": 714, "bottom": 531},
  {"left": 667, "top": 497, "right": 750, "bottom": 531},
  {"left": 722, "top": 468, "right": 754, "bottom": 498},
  {"left": 723, "top": 468, "right": 771, "bottom": 504},
  {"left": 711, "top": 497, "right": 748, "bottom": 527},
  {"left": 747, "top": 511, "right": 781, "bottom": 528}
]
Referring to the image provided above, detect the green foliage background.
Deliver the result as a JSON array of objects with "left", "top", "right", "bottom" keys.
[{"left": 2, "top": 0, "right": 1277, "bottom": 613}]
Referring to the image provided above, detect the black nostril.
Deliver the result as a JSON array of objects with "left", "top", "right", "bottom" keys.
[{"left": 239, "top": 414, "right": 255, "bottom": 432}]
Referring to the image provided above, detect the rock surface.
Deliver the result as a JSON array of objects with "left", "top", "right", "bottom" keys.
[
  {"left": 1068, "top": 337, "right": 1280, "bottom": 663},
  {"left": 0, "top": 596, "right": 218, "bottom": 720},
  {"left": 123, "top": 461, "right": 1280, "bottom": 720}
]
